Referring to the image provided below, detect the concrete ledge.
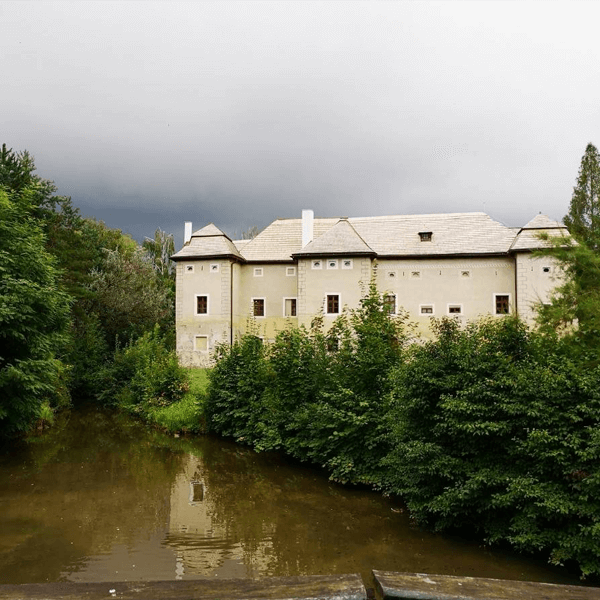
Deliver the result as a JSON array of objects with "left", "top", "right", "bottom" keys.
[
  {"left": 0, "top": 573, "right": 366, "bottom": 600},
  {"left": 372, "top": 570, "right": 600, "bottom": 600}
]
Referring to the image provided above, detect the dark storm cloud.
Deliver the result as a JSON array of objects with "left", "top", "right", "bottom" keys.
[{"left": 2, "top": 1, "right": 599, "bottom": 246}]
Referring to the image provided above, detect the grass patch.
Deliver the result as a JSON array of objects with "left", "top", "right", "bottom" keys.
[
  {"left": 146, "top": 368, "right": 210, "bottom": 434},
  {"left": 189, "top": 368, "right": 210, "bottom": 395}
]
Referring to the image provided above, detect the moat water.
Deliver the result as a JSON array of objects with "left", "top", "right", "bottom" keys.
[{"left": 0, "top": 407, "right": 585, "bottom": 585}]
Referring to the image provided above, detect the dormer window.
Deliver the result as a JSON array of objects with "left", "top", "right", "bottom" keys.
[{"left": 419, "top": 231, "right": 433, "bottom": 242}]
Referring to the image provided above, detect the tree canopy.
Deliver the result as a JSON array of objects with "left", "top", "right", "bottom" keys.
[{"left": 563, "top": 142, "right": 600, "bottom": 248}]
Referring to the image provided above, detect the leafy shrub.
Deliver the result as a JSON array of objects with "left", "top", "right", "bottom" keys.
[
  {"left": 105, "top": 326, "right": 190, "bottom": 414},
  {"left": 383, "top": 316, "right": 600, "bottom": 577}
]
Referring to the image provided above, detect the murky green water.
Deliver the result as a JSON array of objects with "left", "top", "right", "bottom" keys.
[{"left": 0, "top": 407, "right": 585, "bottom": 585}]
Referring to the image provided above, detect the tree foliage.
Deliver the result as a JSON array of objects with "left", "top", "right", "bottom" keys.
[
  {"left": 0, "top": 186, "right": 71, "bottom": 435},
  {"left": 563, "top": 142, "right": 600, "bottom": 248},
  {"left": 383, "top": 317, "right": 600, "bottom": 577}
]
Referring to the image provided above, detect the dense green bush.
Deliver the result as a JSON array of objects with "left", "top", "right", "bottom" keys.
[
  {"left": 206, "top": 278, "right": 412, "bottom": 485},
  {"left": 383, "top": 317, "right": 600, "bottom": 576},
  {"left": 103, "top": 326, "right": 189, "bottom": 411},
  {"left": 206, "top": 293, "right": 600, "bottom": 577}
]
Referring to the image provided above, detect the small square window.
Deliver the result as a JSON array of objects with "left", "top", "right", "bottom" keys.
[
  {"left": 411, "top": 271, "right": 421, "bottom": 278},
  {"left": 284, "top": 298, "right": 297, "bottom": 317},
  {"left": 254, "top": 267, "right": 263, "bottom": 277},
  {"left": 185, "top": 265, "right": 194, "bottom": 273},
  {"left": 286, "top": 266, "right": 296, "bottom": 276},
  {"left": 419, "top": 231, "right": 433, "bottom": 242},
  {"left": 448, "top": 305, "right": 462, "bottom": 315},
  {"left": 194, "top": 336, "right": 208, "bottom": 352},
  {"left": 495, "top": 295, "right": 510, "bottom": 315},
  {"left": 327, "top": 259, "right": 338, "bottom": 269},
  {"left": 253, "top": 298, "right": 265, "bottom": 317},
  {"left": 196, "top": 295, "right": 208, "bottom": 315},
  {"left": 326, "top": 294, "right": 340, "bottom": 314},
  {"left": 312, "top": 260, "right": 322, "bottom": 270},
  {"left": 210, "top": 263, "right": 219, "bottom": 273},
  {"left": 383, "top": 294, "right": 396, "bottom": 315},
  {"left": 420, "top": 305, "right": 434, "bottom": 315},
  {"left": 342, "top": 259, "right": 353, "bottom": 269}
]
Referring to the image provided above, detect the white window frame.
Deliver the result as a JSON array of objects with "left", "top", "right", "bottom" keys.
[
  {"left": 447, "top": 303, "right": 463, "bottom": 315},
  {"left": 327, "top": 259, "right": 338, "bottom": 270},
  {"left": 419, "top": 304, "right": 435, "bottom": 316},
  {"left": 286, "top": 266, "right": 296, "bottom": 276},
  {"left": 342, "top": 259, "right": 353, "bottom": 270},
  {"left": 195, "top": 294, "right": 209, "bottom": 316},
  {"left": 283, "top": 297, "right": 298, "bottom": 317},
  {"left": 252, "top": 297, "right": 266, "bottom": 318},
  {"left": 210, "top": 263, "right": 220, "bottom": 273},
  {"left": 493, "top": 293, "right": 511, "bottom": 315},
  {"left": 254, "top": 267, "right": 263, "bottom": 277},
  {"left": 194, "top": 335, "right": 209, "bottom": 352},
  {"left": 185, "top": 264, "right": 195, "bottom": 274},
  {"left": 312, "top": 259, "right": 323, "bottom": 270},
  {"left": 325, "top": 293, "right": 341, "bottom": 315}
]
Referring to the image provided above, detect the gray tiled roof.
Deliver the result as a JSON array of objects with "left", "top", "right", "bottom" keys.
[
  {"left": 511, "top": 217, "right": 570, "bottom": 251},
  {"left": 294, "top": 219, "right": 375, "bottom": 256},
  {"left": 522, "top": 214, "right": 564, "bottom": 229},
  {"left": 171, "top": 223, "right": 244, "bottom": 261},
  {"left": 177, "top": 212, "right": 570, "bottom": 262},
  {"left": 239, "top": 217, "right": 339, "bottom": 261},
  {"left": 239, "top": 212, "right": 517, "bottom": 261}
]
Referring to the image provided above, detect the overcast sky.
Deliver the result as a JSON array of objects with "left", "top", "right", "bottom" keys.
[{"left": 2, "top": 1, "right": 600, "bottom": 247}]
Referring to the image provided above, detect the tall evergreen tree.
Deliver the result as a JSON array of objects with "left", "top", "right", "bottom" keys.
[{"left": 563, "top": 142, "right": 600, "bottom": 247}]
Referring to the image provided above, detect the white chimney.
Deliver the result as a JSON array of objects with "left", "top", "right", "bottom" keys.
[
  {"left": 301, "top": 209, "right": 314, "bottom": 248},
  {"left": 184, "top": 222, "right": 192, "bottom": 245}
]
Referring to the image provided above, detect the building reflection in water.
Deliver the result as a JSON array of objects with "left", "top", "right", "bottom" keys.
[{"left": 165, "top": 453, "right": 273, "bottom": 580}]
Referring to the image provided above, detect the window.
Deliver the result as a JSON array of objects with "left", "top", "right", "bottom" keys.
[
  {"left": 420, "top": 305, "right": 434, "bottom": 315},
  {"left": 210, "top": 263, "right": 219, "bottom": 273},
  {"left": 419, "top": 231, "right": 433, "bottom": 242},
  {"left": 387, "top": 271, "right": 396, "bottom": 279},
  {"left": 194, "top": 335, "right": 208, "bottom": 352},
  {"left": 542, "top": 266, "right": 551, "bottom": 273},
  {"left": 495, "top": 294, "right": 510, "bottom": 315},
  {"left": 196, "top": 295, "right": 208, "bottom": 315},
  {"left": 383, "top": 294, "right": 396, "bottom": 315},
  {"left": 253, "top": 298, "right": 265, "bottom": 317},
  {"left": 185, "top": 265, "right": 194, "bottom": 274},
  {"left": 189, "top": 480, "right": 204, "bottom": 504},
  {"left": 254, "top": 267, "right": 263, "bottom": 277},
  {"left": 448, "top": 304, "right": 462, "bottom": 315},
  {"left": 312, "top": 260, "right": 322, "bottom": 270},
  {"left": 342, "top": 259, "right": 353, "bottom": 269},
  {"left": 326, "top": 294, "right": 340, "bottom": 314},
  {"left": 284, "top": 298, "right": 297, "bottom": 317},
  {"left": 286, "top": 266, "right": 296, "bottom": 276},
  {"left": 327, "top": 259, "right": 338, "bottom": 269}
]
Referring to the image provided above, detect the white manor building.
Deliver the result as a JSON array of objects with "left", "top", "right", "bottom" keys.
[{"left": 171, "top": 210, "right": 567, "bottom": 367}]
